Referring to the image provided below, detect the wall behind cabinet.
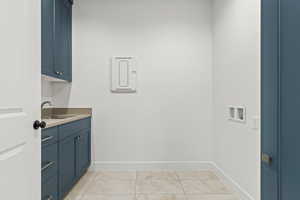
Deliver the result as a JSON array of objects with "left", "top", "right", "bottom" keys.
[
  {"left": 51, "top": 0, "right": 214, "bottom": 163},
  {"left": 42, "top": 79, "right": 53, "bottom": 102}
]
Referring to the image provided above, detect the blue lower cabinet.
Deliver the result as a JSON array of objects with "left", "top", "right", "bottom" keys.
[
  {"left": 77, "top": 129, "right": 91, "bottom": 177},
  {"left": 42, "top": 127, "right": 58, "bottom": 147},
  {"left": 42, "top": 176, "right": 58, "bottom": 200},
  {"left": 42, "top": 142, "right": 58, "bottom": 183},
  {"left": 59, "top": 134, "right": 78, "bottom": 199},
  {"left": 42, "top": 0, "right": 73, "bottom": 82},
  {"left": 42, "top": 117, "right": 91, "bottom": 200},
  {"left": 59, "top": 118, "right": 91, "bottom": 140}
]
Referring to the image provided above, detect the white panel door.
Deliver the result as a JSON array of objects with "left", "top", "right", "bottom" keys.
[{"left": 0, "top": 0, "right": 41, "bottom": 200}]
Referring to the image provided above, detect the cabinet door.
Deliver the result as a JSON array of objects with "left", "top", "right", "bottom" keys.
[
  {"left": 54, "top": 0, "right": 72, "bottom": 81},
  {"left": 77, "top": 129, "right": 91, "bottom": 177},
  {"left": 42, "top": 0, "right": 55, "bottom": 77},
  {"left": 42, "top": 143, "right": 58, "bottom": 184},
  {"left": 42, "top": 176, "right": 58, "bottom": 200},
  {"left": 59, "top": 135, "right": 77, "bottom": 198}
]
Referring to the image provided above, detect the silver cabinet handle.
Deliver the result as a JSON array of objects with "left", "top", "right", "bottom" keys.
[
  {"left": 42, "top": 136, "right": 54, "bottom": 143},
  {"left": 55, "top": 71, "right": 63, "bottom": 76},
  {"left": 45, "top": 195, "right": 53, "bottom": 200},
  {"left": 42, "top": 161, "right": 55, "bottom": 171},
  {"left": 76, "top": 135, "right": 81, "bottom": 140}
]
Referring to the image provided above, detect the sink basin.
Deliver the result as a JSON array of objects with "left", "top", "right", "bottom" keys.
[{"left": 48, "top": 114, "right": 77, "bottom": 119}]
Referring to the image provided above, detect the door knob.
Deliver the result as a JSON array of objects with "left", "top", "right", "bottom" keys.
[
  {"left": 262, "top": 153, "right": 273, "bottom": 165},
  {"left": 33, "top": 120, "right": 47, "bottom": 130}
]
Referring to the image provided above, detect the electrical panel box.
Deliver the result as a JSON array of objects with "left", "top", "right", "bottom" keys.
[{"left": 111, "top": 57, "right": 137, "bottom": 93}]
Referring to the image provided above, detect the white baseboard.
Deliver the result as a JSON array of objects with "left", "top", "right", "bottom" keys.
[
  {"left": 211, "top": 163, "right": 255, "bottom": 200},
  {"left": 91, "top": 161, "right": 214, "bottom": 171},
  {"left": 90, "top": 161, "right": 255, "bottom": 200}
]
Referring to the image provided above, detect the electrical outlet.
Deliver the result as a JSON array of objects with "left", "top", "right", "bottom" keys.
[
  {"left": 236, "top": 106, "right": 246, "bottom": 123},
  {"left": 228, "top": 106, "right": 235, "bottom": 120},
  {"left": 228, "top": 106, "right": 246, "bottom": 123}
]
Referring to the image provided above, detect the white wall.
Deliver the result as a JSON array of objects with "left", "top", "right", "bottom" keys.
[
  {"left": 52, "top": 0, "right": 214, "bottom": 163},
  {"left": 212, "top": 0, "right": 260, "bottom": 199},
  {"left": 42, "top": 79, "right": 53, "bottom": 102}
]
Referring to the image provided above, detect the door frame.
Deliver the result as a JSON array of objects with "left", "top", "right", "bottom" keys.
[{"left": 261, "top": 0, "right": 280, "bottom": 199}]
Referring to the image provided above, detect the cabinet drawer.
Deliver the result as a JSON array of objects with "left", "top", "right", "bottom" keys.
[
  {"left": 42, "top": 127, "right": 58, "bottom": 147},
  {"left": 42, "top": 175, "right": 58, "bottom": 200},
  {"left": 42, "top": 143, "right": 58, "bottom": 183},
  {"left": 58, "top": 118, "right": 91, "bottom": 140}
]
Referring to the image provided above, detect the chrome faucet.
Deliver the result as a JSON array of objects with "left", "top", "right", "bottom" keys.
[{"left": 41, "top": 101, "right": 52, "bottom": 109}]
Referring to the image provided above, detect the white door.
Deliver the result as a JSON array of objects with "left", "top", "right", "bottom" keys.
[{"left": 0, "top": 1, "right": 41, "bottom": 200}]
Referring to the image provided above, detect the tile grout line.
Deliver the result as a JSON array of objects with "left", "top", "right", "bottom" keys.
[
  {"left": 134, "top": 170, "right": 138, "bottom": 200},
  {"left": 198, "top": 177, "right": 236, "bottom": 196},
  {"left": 175, "top": 172, "right": 188, "bottom": 200},
  {"left": 71, "top": 170, "right": 236, "bottom": 199},
  {"left": 176, "top": 171, "right": 236, "bottom": 197},
  {"left": 78, "top": 172, "right": 97, "bottom": 199}
]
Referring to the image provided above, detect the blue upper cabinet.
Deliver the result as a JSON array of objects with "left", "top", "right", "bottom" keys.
[
  {"left": 54, "top": 0, "right": 72, "bottom": 81},
  {"left": 42, "top": 0, "right": 55, "bottom": 78},
  {"left": 42, "top": 0, "right": 73, "bottom": 82}
]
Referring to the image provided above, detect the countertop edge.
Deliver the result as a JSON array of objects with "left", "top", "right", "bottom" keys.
[{"left": 43, "top": 114, "right": 91, "bottom": 129}]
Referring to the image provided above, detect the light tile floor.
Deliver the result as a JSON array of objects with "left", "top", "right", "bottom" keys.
[{"left": 64, "top": 171, "right": 239, "bottom": 200}]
